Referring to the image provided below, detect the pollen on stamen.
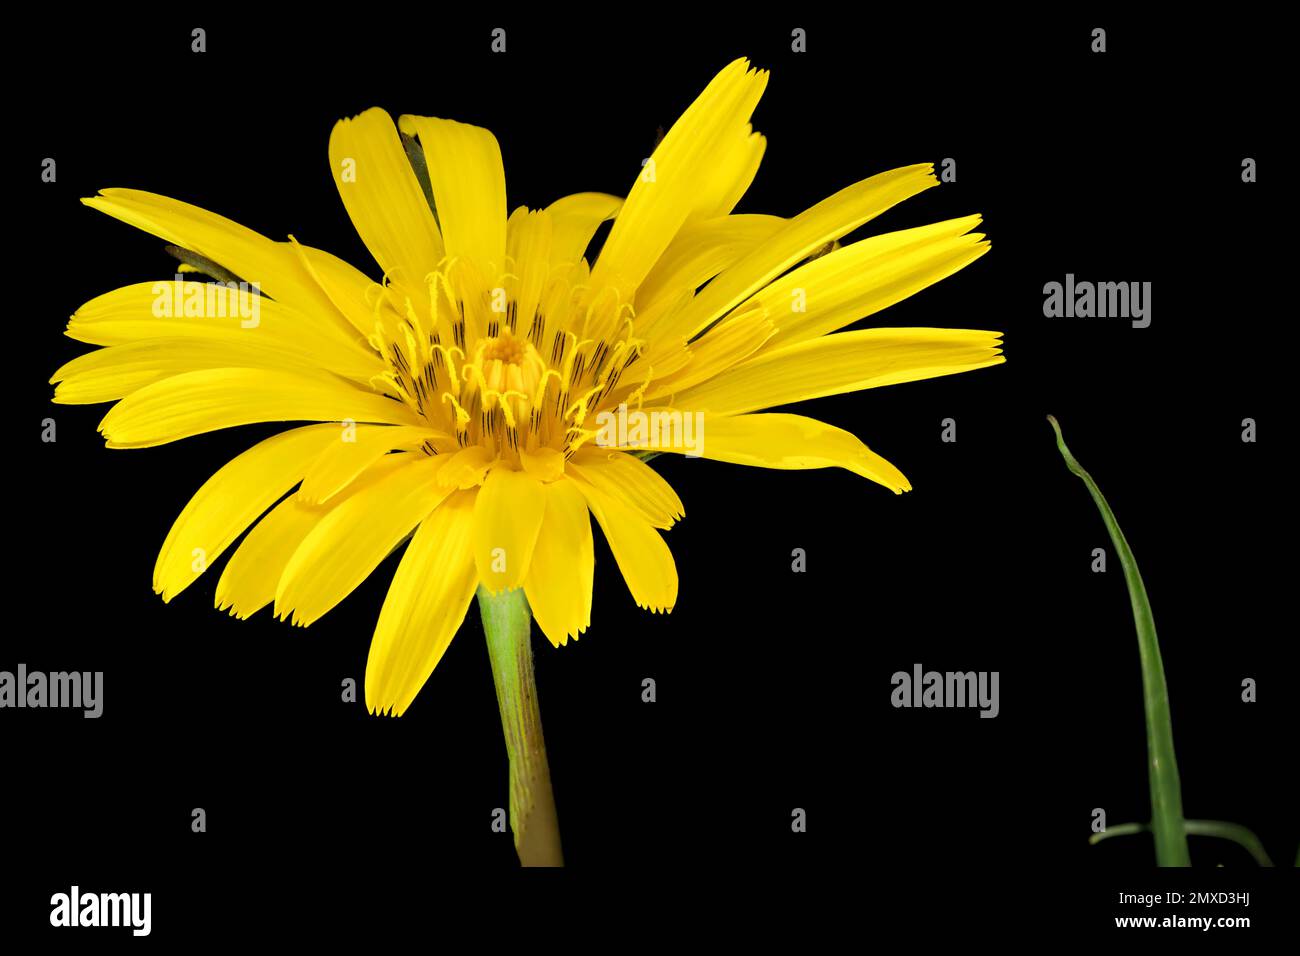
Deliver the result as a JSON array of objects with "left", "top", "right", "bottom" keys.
[{"left": 376, "top": 254, "right": 644, "bottom": 465}]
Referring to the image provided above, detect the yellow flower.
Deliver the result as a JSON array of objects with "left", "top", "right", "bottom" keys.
[{"left": 54, "top": 58, "right": 1003, "bottom": 717}]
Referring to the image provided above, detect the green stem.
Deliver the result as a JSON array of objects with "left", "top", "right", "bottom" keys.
[
  {"left": 477, "top": 585, "right": 563, "bottom": 867},
  {"left": 1048, "top": 416, "right": 1190, "bottom": 867}
]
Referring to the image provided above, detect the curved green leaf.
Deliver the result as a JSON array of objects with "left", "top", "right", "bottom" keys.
[{"left": 1049, "top": 416, "right": 1190, "bottom": 867}]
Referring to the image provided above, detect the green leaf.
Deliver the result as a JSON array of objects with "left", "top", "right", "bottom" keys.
[
  {"left": 163, "top": 244, "right": 249, "bottom": 287},
  {"left": 1091, "top": 820, "right": 1274, "bottom": 866},
  {"left": 1048, "top": 416, "right": 1190, "bottom": 867},
  {"left": 400, "top": 132, "right": 440, "bottom": 227}
]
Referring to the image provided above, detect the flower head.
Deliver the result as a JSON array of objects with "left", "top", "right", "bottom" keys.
[{"left": 55, "top": 58, "right": 1003, "bottom": 716}]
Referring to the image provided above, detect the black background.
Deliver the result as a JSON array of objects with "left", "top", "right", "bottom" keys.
[{"left": 7, "top": 11, "right": 1294, "bottom": 940}]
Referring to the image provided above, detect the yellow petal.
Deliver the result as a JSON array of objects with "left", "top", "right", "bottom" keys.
[
  {"left": 215, "top": 493, "right": 332, "bottom": 619},
  {"left": 569, "top": 450, "right": 684, "bottom": 529},
  {"left": 399, "top": 115, "right": 507, "bottom": 274},
  {"left": 545, "top": 192, "right": 621, "bottom": 264},
  {"left": 505, "top": 208, "right": 553, "bottom": 336},
  {"left": 569, "top": 472, "right": 677, "bottom": 613},
  {"left": 98, "top": 367, "right": 421, "bottom": 448},
  {"left": 329, "top": 108, "right": 444, "bottom": 290},
  {"left": 591, "top": 58, "right": 768, "bottom": 297},
  {"left": 636, "top": 213, "right": 784, "bottom": 317},
  {"left": 435, "top": 444, "right": 495, "bottom": 490},
  {"left": 53, "top": 335, "right": 375, "bottom": 405},
  {"left": 694, "top": 125, "right": 766, "bottom": 220},
  {"left": 299, "top": 424, "right": 449, "bottom": 504},
  {"left": 519, "top": 446, "right": 565, "bottom": 482},
  {"left": 751, "top": 216, "right": 990, "bottom": 352},
  {"left": 153, "top": 424, "right": 341, "bottom": 601},
  {"left": 641, "top": 301, "right": 775, "bottom": 399},
  {"left": 275, "top": 453, "right": 450, "bottom": 626},
  {"left": 670, "top": 327, "right": 1005, "bottom": 416},
  {"left": 663, "top": 163, "right": 941, "bottom": 340},
  {"left": 81, "top": 189, "right": 366, "bottom": 347},
  {"left": 366, "top": 489, "right": 480, "bottom": 717},
  {"left": 285, "top": 238, "right": 383, "bottom": 340},
  {"left": 630, "top": 412, "right": 910, "bottom": 494},
  {"left": 64, "top": 280, "right": 384, "bottom": 384},
  {"left": 472, "top": 466, "right": 546, "bottom": 593},
  {"left": 524, "top": 479, "right": 594, "bottom": 647}
]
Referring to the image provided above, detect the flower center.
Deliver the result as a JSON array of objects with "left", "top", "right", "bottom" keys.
[
  {"left": 480, "top": 333, "right": 526, "bottom": 366},
  {"left": 368, "top": 258, "right": 648, "bottom": 464}
]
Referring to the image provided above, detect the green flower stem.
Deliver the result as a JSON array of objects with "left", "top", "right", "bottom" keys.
[
  {"left": 477, "top": 585, "right": 564, "bottom": 867},
  {"left": 1090, "top": 820, "right": 1275, "bottom": 867},
  {"left": 1048, "top": 416, "right": 1191, "bottom": 867}
]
